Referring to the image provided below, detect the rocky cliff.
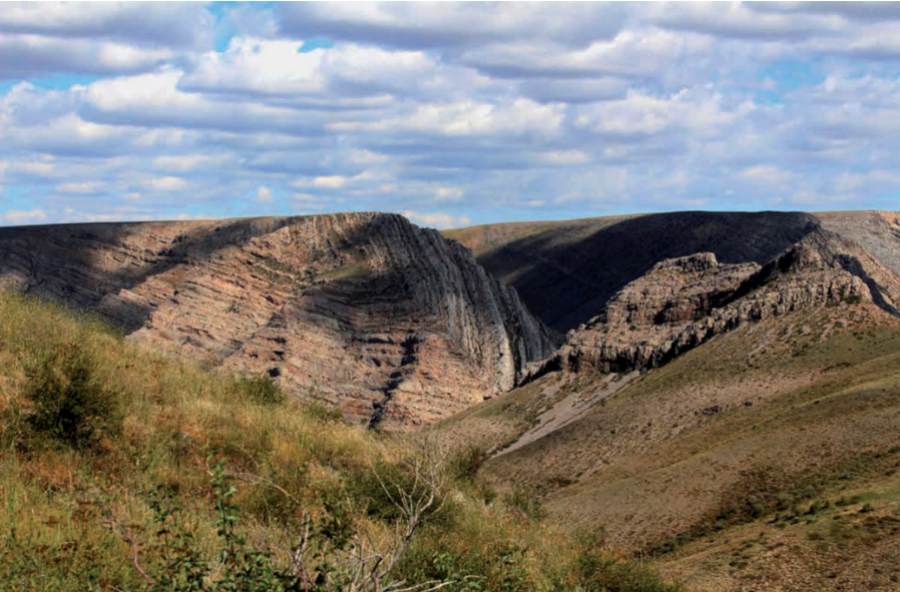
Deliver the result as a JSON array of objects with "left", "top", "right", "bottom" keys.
[
  {"left": 0, "top": 213, "right": 555, "bottom": 428},
  {"left": 552, "top": 228, "right": 900, "bottom": 375},
  {"left": 445, "top": 211, "right": 821, "bottom": 332}
]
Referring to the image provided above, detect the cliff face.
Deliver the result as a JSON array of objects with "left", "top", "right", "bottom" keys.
[
  {"left": 445, "top": 211, "right": 821, "bottom": 332},
  {"left": 0, "top": 213, "right": 555, "bottom": 428},
  {"left": 552, "top": 228, "right": 900, "bottom": 375},
  {"left": 818, "top": 211, "right": 900, "bottom": 275}
]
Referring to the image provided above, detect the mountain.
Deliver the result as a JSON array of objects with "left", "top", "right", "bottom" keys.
[
  {"left": 444, "top": 210, "right": 900, "bottom": 333},
  {"left": 4, "top": 208, "right": 900, "bottom": 589},
  {"left": 547, "top": 227, "right": 900, "bottom": 377},
  {"left": 444, "top": 211, "right": 820, "bottom": 332},
  {"left": 437, "top": 213, "right": 900, "bottom": 591},
  {"left": 0, "top": 213, "right": 554, "bottom": 429}
]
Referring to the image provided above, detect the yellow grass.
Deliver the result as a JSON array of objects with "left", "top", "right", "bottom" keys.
[{"left": 0, "top": 292, "right": 682, "bottom": 591}]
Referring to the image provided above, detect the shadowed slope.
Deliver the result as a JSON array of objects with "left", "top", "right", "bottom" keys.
[
  {"left": 436, "top": 220, "right": 900, "bottom": 590},
  {"left": 0, "top": 213, "right": 554, "bottom": 428},
  {"left": 446, "top": 211, "right": 819, "bottom": 331}
]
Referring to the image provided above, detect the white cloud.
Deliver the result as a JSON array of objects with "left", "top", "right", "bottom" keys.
[
  {"left": 82, "top": 69, "right": 323, "bottom": 136},
  {"left": 180, "top": 37, "right": 327, "bottom": 96},
  {"left": 402, "top": 210, "right": 471, "bottom": 230},
  {"left": 5, "top": 3, "right": 900, "bottom": 226},
  {"left": 8, "top": 159, "right": 55, "bottom": 178},
  {"left": 146, "top": 176, "right": 188, "bottom": 192},
  {"left": 292, "top": 175, "right": 351, "bottom": 190},
  {"left": 336, "top": 98, "right": 563, "bottom": 138},
  {"left": 291, "top": 192, "right": 328, "bottom": 210},
  {"left": 0, "top": 2, "right": 211, "bottom": 48},
  {"left": 152, "top": 154, "right": 232, "bottom": 173},
  {"left": 647, "top": 2, "right": 845, "bottom": 40},
  {"left": 1, "top": 209, "right": 47, "bottom": 226},
  {"left": 434, "top": 186, "right": 464, "bottom": 202},
  {"left": 255, "top": 185, "right": 273, "bottom": 203},
  {"left": 540, "top": 150, "right": 590, "bottom": 166},
  {"left": 0, "top": 33, "right": 173, "bottom": 77},
  {"left": 55, "top": 181, "right": 104, "bottom": 194},
  {"left": 279, "top": 2, "right": 625, "bottom": 50},
  {"left": 740, "top": 166, "right": 796, "bottom": 186}
]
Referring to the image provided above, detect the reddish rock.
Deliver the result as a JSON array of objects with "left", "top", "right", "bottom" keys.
[{"left": 0, "top": 213, "right": 555, "bottom": 428}]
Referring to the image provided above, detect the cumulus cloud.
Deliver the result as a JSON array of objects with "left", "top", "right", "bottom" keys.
[
  {"left": 255, "top": 186, "right": 274, "bottom": 203},
  {"left": 146, "top": 176, "right": 188, "bottom": 192},
  {"left": 55, "top": 181, "right": 105, "bottom": 194},
  {"left": 278, "top": 2, "right": 626, "bottom": 50},
  {"left": 180, "top": 37, "right": 442, "bottom": 105},
  {"left": 335, "top": 98, "right": 564, "bottom": 138},
  {"left": 81, "top": 70, "right": 325, "bottom": 135},
  {"left": 4, "top": 2, "right": 900, "bottom": 227},
  {"left": 0, "top": 2, "right": 212, "bottom": 48},
  {"left": 402, "top": 210, "right": 471, "bottom": 230},
  {"left": 1, "top": 209, "right": 47, "bottom": 225},
  {"left": 0, "top": 33, "right": 172, "bottom": 78},
  {"left": 646, "top": 2, "right": 844, "bottom": 40}
]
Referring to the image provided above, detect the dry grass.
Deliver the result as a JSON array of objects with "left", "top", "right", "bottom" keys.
[
  {"left": 0, "top": 292, "right": 682, "bottom": 592},
  {"left": 436, "top": 302, "right": 900, "bottom": 589}
]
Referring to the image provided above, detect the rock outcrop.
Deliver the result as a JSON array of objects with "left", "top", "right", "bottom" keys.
[
  {"left": 446, "top": 211, "right": 822, "bottom": 332},
  {"left": 552, "top": 228, "right": 900, "bottom": 375},
  {"left": 818, "top": 210, "right": 900, "bottom": 299},
  {"left": 0, "top": 213, "right": 555, "bottom": 428}
]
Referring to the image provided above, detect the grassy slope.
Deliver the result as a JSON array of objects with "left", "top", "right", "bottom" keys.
[
  {"left": 438, "top": 301, "right": 900, "bottom": 590},
  {"left": 0, "top": 293, "right": 681, "bottom": 592}
]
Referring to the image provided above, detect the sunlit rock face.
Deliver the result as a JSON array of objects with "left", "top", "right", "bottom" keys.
[
  {"left": 0, "top": 212, "right": 555, "bottom": 429},
  {"left": 552, "top": 228, "right": 900, "bottom": 375}
]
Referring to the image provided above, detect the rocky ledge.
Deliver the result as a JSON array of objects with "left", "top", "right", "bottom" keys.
[
  {"left": 551, "top": 228, "right": 900, "bottom": 375},
  {"left": 0, "top": 213, "right": 555, "bottom": 428}
]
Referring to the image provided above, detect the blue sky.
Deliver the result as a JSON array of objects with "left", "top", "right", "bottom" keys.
[{"left": 2, "top": 2, "right": 900, "bottom": 229}]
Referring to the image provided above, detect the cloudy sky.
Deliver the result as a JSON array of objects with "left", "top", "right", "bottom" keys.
[{"left": 2, "top": 2, "right": 900, "bottom": 229}]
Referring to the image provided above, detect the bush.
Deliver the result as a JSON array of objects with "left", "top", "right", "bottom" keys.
[
  {"left": 25, "top": 342, "right": 122, "bottom": 450},
  {"left": 577, "top": 554, "right": 683, "bottom": 592},
  {"left": 446, "top": 445, "right": 486, "bottom": 483},
  {"left": 128, "top": 454, "right": 303, "bottom": 592},
  {"left": 302, "top": 401, "right": 344, "bottom": 423},
  {"left": 231, "top": 375, "right": 285, "bottom": 405},
  {"left": 502, "top": 487, "right": 546, "bottom": 521}
]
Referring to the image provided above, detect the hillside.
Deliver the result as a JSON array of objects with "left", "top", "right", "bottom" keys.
[
  {"left": 437, "top": 216, "right": 900, "bottom": 591},
  {"left": 444, "top": 210, "right": 900, "bottom": 332},
  {"left": 5, "top": 208, "right": 900, "bottom": 590},
  {"left": 0, "top": 292, "right": 681, "bottom": 592},
  {"left": 0, "top": 213, "right": 554, "bottom": 429}
]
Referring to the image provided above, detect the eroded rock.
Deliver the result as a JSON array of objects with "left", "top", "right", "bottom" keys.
[
  {"left": 552, "top": 228, "right": 899, "bottom": 375},
  {"left": 0, "top": 213, "right": 555, "bottom": 428}
]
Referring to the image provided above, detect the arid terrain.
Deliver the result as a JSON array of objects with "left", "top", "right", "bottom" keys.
[
  {"left": 0, "top": 213, "right": 553, "bottom": 429},
  {"left": 2, "top": 209, "right": 900, "bottom": 590},
  {"left": 440, "top": 209, "right": 900, "bottom": 591}
]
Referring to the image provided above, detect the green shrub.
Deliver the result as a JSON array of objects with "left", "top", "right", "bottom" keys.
[
  {"left": 302, "top": 401, "right": 344, "bottom": 423},
  {"left": 576, "top": 529, "right": 684, "bottom": 591},
  {"left": 446, "top": 445, "right": 486, "bottom": 483},
  {"left": 135, "top": 454, "right": 302, "bottom": 592},
  {"left": 25, "top": 342, "right": 122, "bottom": 450},
  {"left": 231, "top": 375, "right": 285, "bottom": 406}
]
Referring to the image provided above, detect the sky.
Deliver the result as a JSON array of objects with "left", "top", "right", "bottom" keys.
[{"left": 3, "top": 2, "right": 900, "bottom": 229}]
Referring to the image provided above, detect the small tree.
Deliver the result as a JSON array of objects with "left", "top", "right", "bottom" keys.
[{"left": 107, "top": 441, "right": 480, "bottom": 592}]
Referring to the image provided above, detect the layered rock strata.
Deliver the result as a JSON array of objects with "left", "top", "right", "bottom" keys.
[
  {"left": 553, "top": 229, "right": 900, "bottom": 375},
  {"left": 0, "top": 213, "right": 555, "bottom": 428}
]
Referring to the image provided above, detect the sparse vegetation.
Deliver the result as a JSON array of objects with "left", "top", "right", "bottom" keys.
[{"left": 0, "top": 293, "right": 680, "bottom": 591}]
